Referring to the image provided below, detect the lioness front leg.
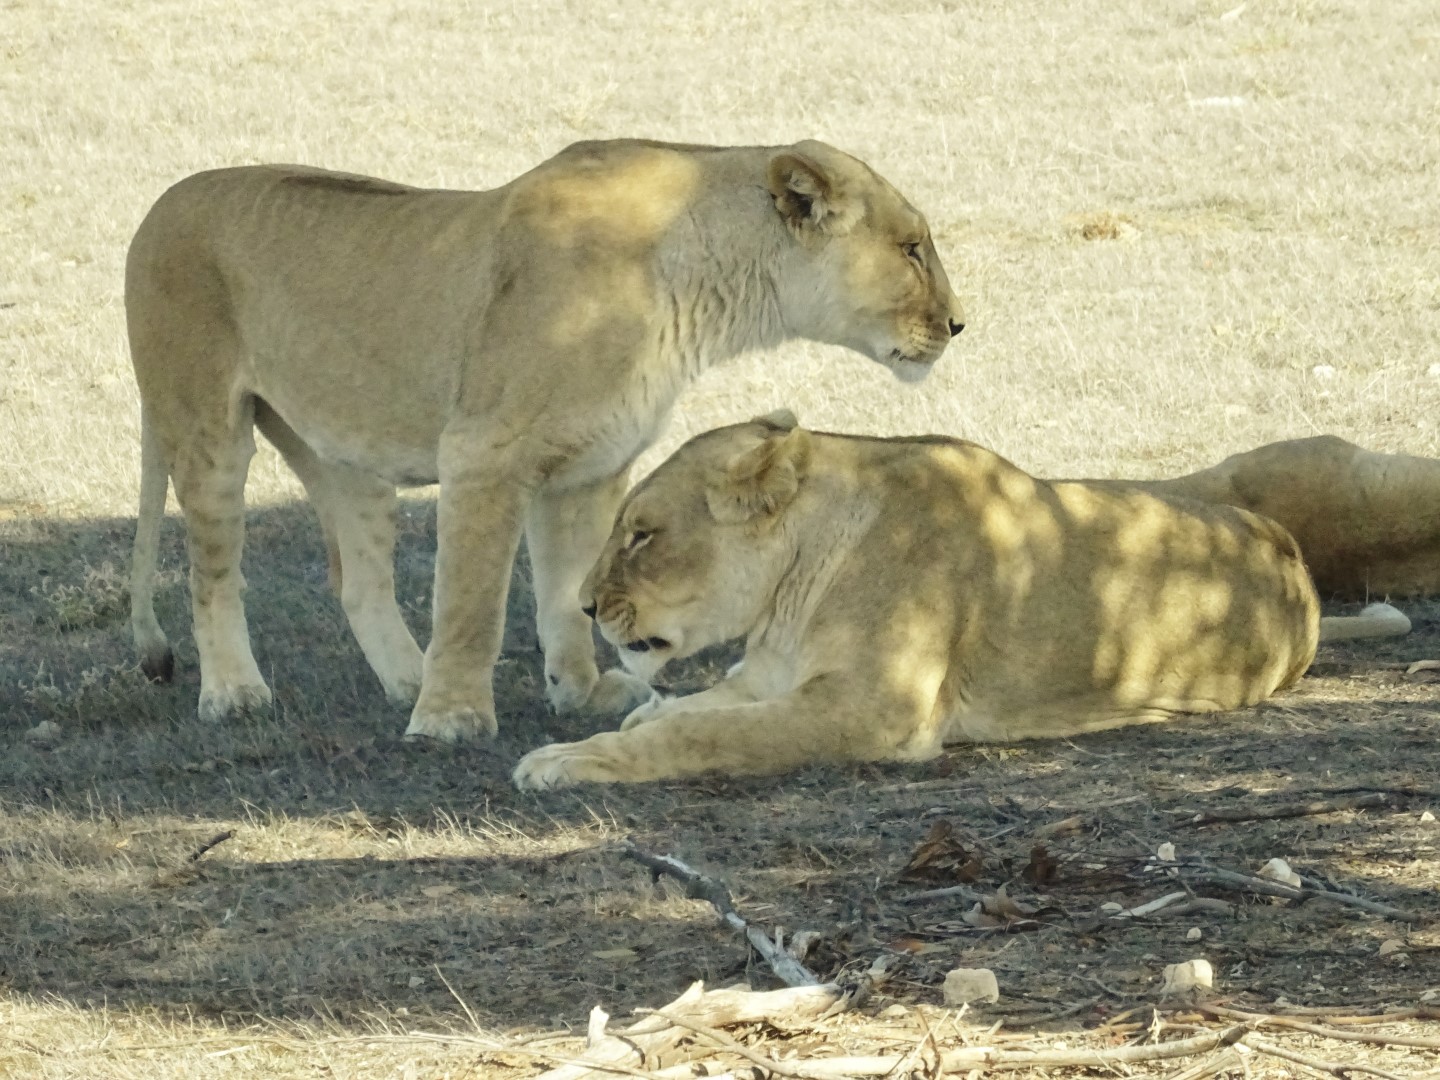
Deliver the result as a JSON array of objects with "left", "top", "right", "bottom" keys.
[
  {"left": 618, "top": 670, "right": 762, "bottom": 730},
  {"left": 514, "top": 677, "right": 934, "bottom": 789},
  {"left": 406, "top": 439, "right": 532, "bottom": 743},
  {"left": 526, "top": 471, "right": 654, "bottom": 716}
]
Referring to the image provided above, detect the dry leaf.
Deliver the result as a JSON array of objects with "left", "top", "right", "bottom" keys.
[
  {"left": 592, "top": 948, "right": 639, "bottom": 962},
  {"left": 420, "top": 883, "right": 459, "bottom": 899},
  {"left": 1023, "top": 843, "right": 1058, "bottom": 885},
  {"left": 1034, "top": 815, "right": 1083, "bottom": 840},
  {"left": 900, "top": 820, "right": 983, "bottom": 883}
]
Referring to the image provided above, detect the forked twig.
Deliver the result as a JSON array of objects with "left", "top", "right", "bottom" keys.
[{"left": 621, "top": 840, "right": 821, "bottom": 986}]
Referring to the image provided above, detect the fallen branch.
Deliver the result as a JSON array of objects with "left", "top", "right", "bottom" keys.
[
  {"left": 1242, "top": 1034, "right": 1409, "bottom": 1080},
  {"left": 1177, "top": 792, "right": 1395, "bottom": 828},
  {"left": 899, "top": 883, "right": 982, "bottom": 905},
  {"left": 622, "top": 841, "right": 821, "bottom": 986},
  {"left": 1159, "top": 1046, "right": 1245, "bottom": 1080},
  {"left": 1160, "top": 859, "right": 1422, "bottom": 923},
  {"left": 531, "top": 980, "right": 845, "bottom": 1080},
  {"left": 1202, "top": 1005, "right": 1440, "bottom": 1050},
  {"left": 702, "top": 1022, "right": 1257, "bottom": 1076}
]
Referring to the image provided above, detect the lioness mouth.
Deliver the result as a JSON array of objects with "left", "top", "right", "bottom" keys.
[{"left": 625, "top": 637, "right": 672, "bottom": 653}]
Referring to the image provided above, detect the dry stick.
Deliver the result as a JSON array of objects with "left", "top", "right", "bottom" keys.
[
  {"left": 1242, "top": 1035, "right": 1410, "bottom": 1080},
  {"left": 1202, "top": 1006, "right": 1440, "bottom": 1050},
  {"left": 1159, "top": 1047, "right": 1245, "bottom": 1080},
  {"left": 642, "top": 1010, "right": 824, "bottom": 1080},
  {"left": 899, "top": 883, "right": 982, "bottom": 905},
  {"left": 621, "top": 841, "right": 821, "bottom": 987},
  {"left": 1176, "top": 792, "right": 1397, "bottom": 828},
  {"left": 1171, "top": 861, "right": 1423, "bottom": 923},
  {"left": 188, "top": 829, "right": 235, "bottom": 861},
  {"left": 715, "top": 1022, "right": 1258, "bottom": 1077}
]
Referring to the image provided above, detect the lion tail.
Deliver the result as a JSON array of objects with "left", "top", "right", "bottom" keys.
[
  {"left": 130, "top": 404, "right": 175, "bottom": 682},
  {"left": 1318, "top": 601, "right": 1412, "bottom": 643}
]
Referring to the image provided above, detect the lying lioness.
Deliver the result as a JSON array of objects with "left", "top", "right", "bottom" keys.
[
  {"left": 1116, "top": 436, "right": 1440, "bottom": 599},
  {"left": 512, "top": 414, "right": 1408, "bottom": 789},
  {"left": 125, "top": 140, "right": 965, "bottom": 742}
]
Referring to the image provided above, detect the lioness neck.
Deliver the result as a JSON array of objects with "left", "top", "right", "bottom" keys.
[{"left": 652, "top": 185, "right": 793, "bottom": 375}]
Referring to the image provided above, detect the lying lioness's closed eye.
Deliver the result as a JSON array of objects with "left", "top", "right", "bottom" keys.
[{"left": 514, "top": 414, "right": 1409, "bottom": 790}]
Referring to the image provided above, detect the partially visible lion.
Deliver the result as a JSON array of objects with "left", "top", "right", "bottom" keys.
[
  {"left": 125, "top": 140, "right": 966, "bottom": 742},
  {"left": 512, "top": 414, "right": 1409, "bottom": 789},
  {"left": 1109, "top": 437, "right": 1440, "bottom": 598}
]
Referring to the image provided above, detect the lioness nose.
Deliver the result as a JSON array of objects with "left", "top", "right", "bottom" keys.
[
  {"left": 948, "top": 319, "right": 965, "bottom": 338},
  {"left": 581, "top": 601, "right": 597, "bottom": 619}
]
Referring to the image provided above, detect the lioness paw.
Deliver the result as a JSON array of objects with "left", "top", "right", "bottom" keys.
[
  {"left": 197, "top": 681, "right": 272, "bottom": 723},
  {"left": 619, "top": 694, "right": 671, "bottom": 731},
  {"left": 404, "top": 706, "right": 497, "bottom": 744},
  {"left": 587, "top": 669, "right": 658, "bottom": 715},
  {"left": 513, "top": 742, "right": 601, "bottom": 790}
]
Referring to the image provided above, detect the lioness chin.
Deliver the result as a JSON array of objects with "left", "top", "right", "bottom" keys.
[
  {"left": 126, "top": 140, "right": 965, "bottom": 740},
  {"left": 512, "top": 414, "right": 1409, "bottom": 790}
]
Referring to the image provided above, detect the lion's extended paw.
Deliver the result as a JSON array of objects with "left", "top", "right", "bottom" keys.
[
  {"left": 588, "top": 669, "right": 658, "bottom": 715},
  {"left": 404, "top": 706, "right": 497, "bottom": 744},
  {"left": 619, "top": 694, "right": 671, "bottom": 731},
  {"left": 197, "top": 681, "right": 272, "bottom": 723},
  {"left": 512, "top": 742, "right": 596, "bottom": 790}
]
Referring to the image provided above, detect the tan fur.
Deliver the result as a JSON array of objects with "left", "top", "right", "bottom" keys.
[
  {"left": 125, "top": 141, "right": 966, "bottom": 737},
  {"left": 513, "top": 418, "right": 1408, "bottom": 789},
  {"left": 1107, "top": 436, "right": 1440, "bottom": 599}
]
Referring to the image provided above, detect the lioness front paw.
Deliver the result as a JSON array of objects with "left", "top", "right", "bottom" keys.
[
  {"left": 513, "top": 734, "right": 628, "bottom": 790},
  {"left": 588, "top": 669, "right": 658, "bottom": 715},
  {"left": 404, "top": 706, "right": 497, "bottom": 744},
  {"left": 619, "top": 693, "right": 672, "bottom": 731},
  {"left": 197, "top": 681, "right": 273, "bottom": 723}
]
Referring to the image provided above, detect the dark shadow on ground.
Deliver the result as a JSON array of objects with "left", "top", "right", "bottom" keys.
[{"left": 1, "top": 503, "right": 1438, "bottom": 1030}]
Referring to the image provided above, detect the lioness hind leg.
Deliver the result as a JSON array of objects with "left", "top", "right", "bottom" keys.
[
  {"left": 166, "top": 402, "right": 272, "bottom": 723},
  {"left": 526, "top": 472, "right": 653, "bottom": 715},
  {"left": 255, "top": 403, "right": 424, "bottom": 706}
]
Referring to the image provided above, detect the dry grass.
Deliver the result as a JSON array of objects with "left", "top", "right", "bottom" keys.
[{"left": 3, "top": 0, "right": 1440, "bottom": 1075}]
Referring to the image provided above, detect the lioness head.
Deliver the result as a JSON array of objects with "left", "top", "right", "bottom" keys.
[
  {"left": 767, "top": 140, "right": 965, "bottom": 382},
  {"left": 580, "top": 410, "right": 808, "bottom": 682}
]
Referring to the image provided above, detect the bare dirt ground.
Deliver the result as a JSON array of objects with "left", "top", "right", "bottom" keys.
[
  {"left": 3, "top": 501, "right": 1439, "bottom": 1077},
  {"left": 3, "top": 0, "right": 1439, "bottom": 1075}
]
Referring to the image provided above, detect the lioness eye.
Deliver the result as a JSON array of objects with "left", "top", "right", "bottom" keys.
[
  {"left": 624, "top": 529, "right": 652, "bottom": 554},
  {"left": 902, "top": 242, "right": 923, "bottom": 264}
]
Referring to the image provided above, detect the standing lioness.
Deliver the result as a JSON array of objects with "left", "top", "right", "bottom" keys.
[
  {"left": 513, "top": 415, "right": 1408, "bottom": 789},
  {"left": 126, "top": 140, "right": 966, "bottom": 741}
]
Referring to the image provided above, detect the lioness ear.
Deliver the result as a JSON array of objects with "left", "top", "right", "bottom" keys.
[
  {"left": 707, "top": 429, "right": 811, "bottom": 525},
  {"left": 753, "top": 407, "right": 798, "bottom": 431},
  {"left": 766, "top": 151, "right": 860, "bottom": 236}
]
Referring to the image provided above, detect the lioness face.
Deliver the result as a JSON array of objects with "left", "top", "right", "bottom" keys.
[
  {"left": 768, "top": 142, "right": 966, "bottom": 383},
  {"left": 580, "top": 421, "right": 799, "bottom": 682}
]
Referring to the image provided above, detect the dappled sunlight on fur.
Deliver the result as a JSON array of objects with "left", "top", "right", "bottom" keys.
[{"left": 514, "top": 419, "right": 1411, "bottom": 789}]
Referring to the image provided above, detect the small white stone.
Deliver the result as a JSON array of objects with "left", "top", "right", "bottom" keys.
[
  {"left": 1100, "top": 902, "right": 1125, "bottom": 914},
  {"left": 1186, "top": 927, "right": 1203, "bottom": 942},
  {"left": 1311, "top": 364, "right": 1337, "bottom": 380},
  {"left": 24, "top": 720, "right": 62, "bottom": 744},
  {"left": 1156, "top": 842, "right": 1177, "bottom": 863},
  {"left": 407, "top": 975, "right": 425, "bottom": 989},
  {"left": 1256, "top": 858, "right": 1302, "bottom": 887},
  {"left": 1161, "top": 959, "right": 1214, "bottom": 997},
  {"left": 943, "top": 968, "right": 1000, "bottom": 1005},
  {"left": 1420, "top": 810, "right": 1436, "bottom": 824}
]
